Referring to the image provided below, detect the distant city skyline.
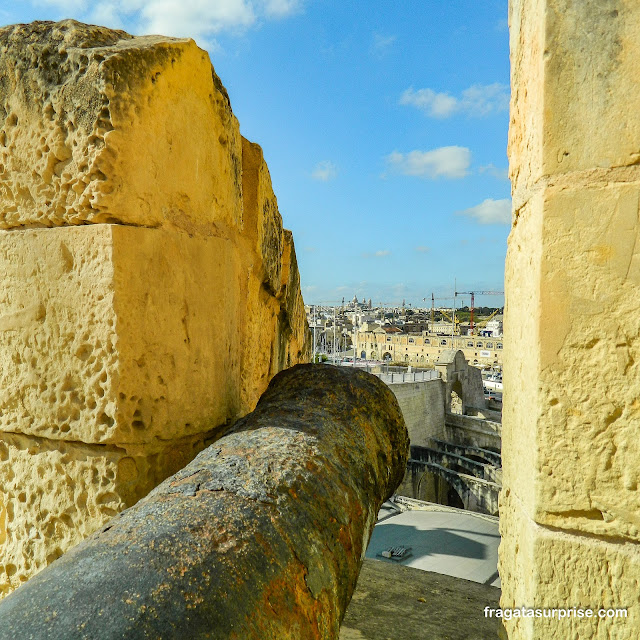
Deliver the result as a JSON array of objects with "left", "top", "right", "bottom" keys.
[{"left": 2, "top": 1, "right": 509, "bottom": 308}]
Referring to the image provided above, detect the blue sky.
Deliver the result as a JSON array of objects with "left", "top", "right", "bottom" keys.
[{"left": 1, "top": 1, "right": 510, "bottom": 309}]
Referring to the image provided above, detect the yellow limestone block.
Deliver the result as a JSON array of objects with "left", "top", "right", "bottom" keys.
[
  {"left": 0, "top": 224, "right": 242, "bottom": 445},
  {"left": 0, "top": 20, "right": 242, "bottom": 234},
  {"left": 0, "top": 431, "right": 212, "bottom": 596},
  {"left": 509, "top": 0, "right": 640, "bottom": 207},
  {"left": 508, "top": 0, "right": 546, "bottom": 204},
  {"left": 502, "top": 191, "right": 543, "bottom": 514},
  {"left": 500, "top": 492, "right": 640, "bottom": 640},
  {"left": 279, "top": 230, "right": 309, "bottom": 368},
  {"left": 238, "top": 139, "right": 309, "bottom": 412},
  {"left": 241, "top": 137, "right": 284, "bottom": 296},
  {"left": 504, "top": 184, "right": 640, "bottom": 542}
]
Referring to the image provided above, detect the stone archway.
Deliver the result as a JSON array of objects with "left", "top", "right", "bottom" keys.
[
  {"left": 416, "top": 470, "right": 465, "bottom": 509},
  {"left": 450, "top": 380, "right": 463, "bottom": 415}
]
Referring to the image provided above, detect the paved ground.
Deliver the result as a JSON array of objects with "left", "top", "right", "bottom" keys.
[
  {"left": 340, "top": 559, "right": 504, "bottom": 640},
  {"left": 366, "top": 502, "right": 501, "bottom": 587}
]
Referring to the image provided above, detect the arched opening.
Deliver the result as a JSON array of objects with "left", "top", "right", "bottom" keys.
[
  {"left": 382, "top": 352, "right": 392, "bottom": 361},
  {"left": 416, "top": 471, "right": 465, "bottom": 510},
  {"left": 447, "top": 484, "right": 465, "bottom": 510},
  {"left": 450, "top": 380, "right": 463, "bottom": 414},
  {"left": 360, "top": 350, "right": 366, "bottom": 359}
]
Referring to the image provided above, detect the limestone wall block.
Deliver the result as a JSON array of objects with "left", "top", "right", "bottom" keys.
[
  {"left": 0, "top": 430, "right": 213, "bottom": 597},
  {"left": 498, "top": 491, "right": 536, "bottom": 640},
  {"left": 500, "top": 493, "right": 640, "bottom": 639},
  {"left": 277, "top": 230, "right": 309, "bottom": 367},
  {"left": 0, "top": 224, "right": 242, "bottom": 445},
  {"left": 0, "top": 20, "right": 242, "bottom": 233},
  {"left": 535, "top": 183, "right": 640, "bottom": 540},
  {"left": 241, "top": 137, "right": 284, "bottom": 295},
  {"left": 502, "top": 191, "right": 543, "bottom": 509},
  {"left": 238, "top": 270, "right": 281, "bottom": 415},
  {"left": 505, "top": 183, "right": 640, "bottom": 541},
  {"left": 237, "top": 143, "right": 310, "bottom": 412},
  {"left": 508, "top": 0, "right": 545, "bottom": 204},
  {"left": 509, "top": 0, "right": 640, "bottom": 205}
]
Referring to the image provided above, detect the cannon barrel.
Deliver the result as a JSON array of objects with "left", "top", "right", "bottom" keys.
[{"left": 0, "top": 364, "right": 409, "bottom": 639}]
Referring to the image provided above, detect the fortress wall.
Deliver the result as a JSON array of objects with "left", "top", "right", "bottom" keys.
[
  {"left": 500, "top": 1, "right": 640, "bottom": 637},
  {"left": 389, "top": 379, "right": 445, "bottom": 447},
  {"left": 0, "top": 20, "right": 309, "bottom": 596}
]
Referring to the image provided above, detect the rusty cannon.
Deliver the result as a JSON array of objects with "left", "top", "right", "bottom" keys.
[{"left": 0, "top": 364, "right": 408, "bottom": 639}]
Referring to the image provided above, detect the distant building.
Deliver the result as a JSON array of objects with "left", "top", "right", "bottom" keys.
[
  {"left": 356, "top": 326, "right": 503, "bottom": 368},
  {"left": 482, "top": 316, "right": 503, "bottom": 337}
]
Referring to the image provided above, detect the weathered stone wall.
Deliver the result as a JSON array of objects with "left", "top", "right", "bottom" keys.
[
  {"left": 500, "top": 1, "right": 640, "bottom": 637},
  {"left": 388, "top": 379, "right": 445, "bottom": 447},
  {"left": 435, "top": 350, "right": 485, "bottom": 414},
  {"left": 0, "top": 20, "right": 309, "bottom": 596}
]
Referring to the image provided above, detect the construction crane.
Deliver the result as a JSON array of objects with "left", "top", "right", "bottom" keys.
[
  {"left": 424, "top": 293, "right": 455, "bottom": 324},
  {"left": 475, "top": 309, "right": 500, "bottom": 333},
  {"left": 454, "top": 290, "right": 504, "bottom": 335},
  {"left": 439, "top": 309, "right": 460, "bottom": 326}
]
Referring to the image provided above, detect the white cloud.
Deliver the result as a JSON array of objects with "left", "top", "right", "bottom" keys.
[
  {"left": 386, "top": 147, "right": 471, "bottom": 179},
  {"left": 311, "top": 160, "right": 338, "bottom": 182},
  {"left": 371, "top": 32, "right": 396, "bottom": 55},
  {"left": 29, "top": 0, "right": 304, "bottom": 49},
  {"left": 89, "top": 3, "right": 127, "bottom": 29},
  {"left": 460, "top": 83, "right": 510, "bottom": 116},
  {"left": 399, "top": 88, "right": 457, "bottom": 118},
  {"left": 261, "top": 0, "right": 302, "bottom": 18},
  {"left": 415, "top": 246, "right": 430, "bottom": 253},
  {"left": 362, "top": 249, "right": 391, "bottom": 258},
  {"left": 138, "top": 0, "right": 255, "bottom": 41},
  {"left": 400, "top": 83, "right": 509, "bottom": 119},
  {"left": 479, "top": 163, "right": 509, "bottom": 180},
  {"left": 457, "top": 198, "right": 512, "bottom": 224}
]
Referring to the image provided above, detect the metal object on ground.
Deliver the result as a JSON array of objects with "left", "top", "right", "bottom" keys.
[{"left": 379, "top": 546, "right": 412, "bottom": 560}]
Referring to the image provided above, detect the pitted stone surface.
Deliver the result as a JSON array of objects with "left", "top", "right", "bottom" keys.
[
  {"left": 0, "top": 19, "right": 309, "bottom": 597},
  {"left": 0, "top": 20, "right": 242, "bottom": 233},
  {"left": 0, "top": 224, "right": 242, "bottom": 445},
  {"left": 0, "top": 429, "right": 215, "bottom": 597},
  {"left": 502, "top": 1, "right": 640, "bottom": 638}
]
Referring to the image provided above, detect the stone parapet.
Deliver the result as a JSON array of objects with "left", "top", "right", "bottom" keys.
[
  {"left": 0, "top": 21, "right": 242, "bottom": 233},
  {"left": 0, "top": 19, "right": 309, "bottom": 596},
  {"left": 502, "top": 1, "right": 640, "bottom": 637}
]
